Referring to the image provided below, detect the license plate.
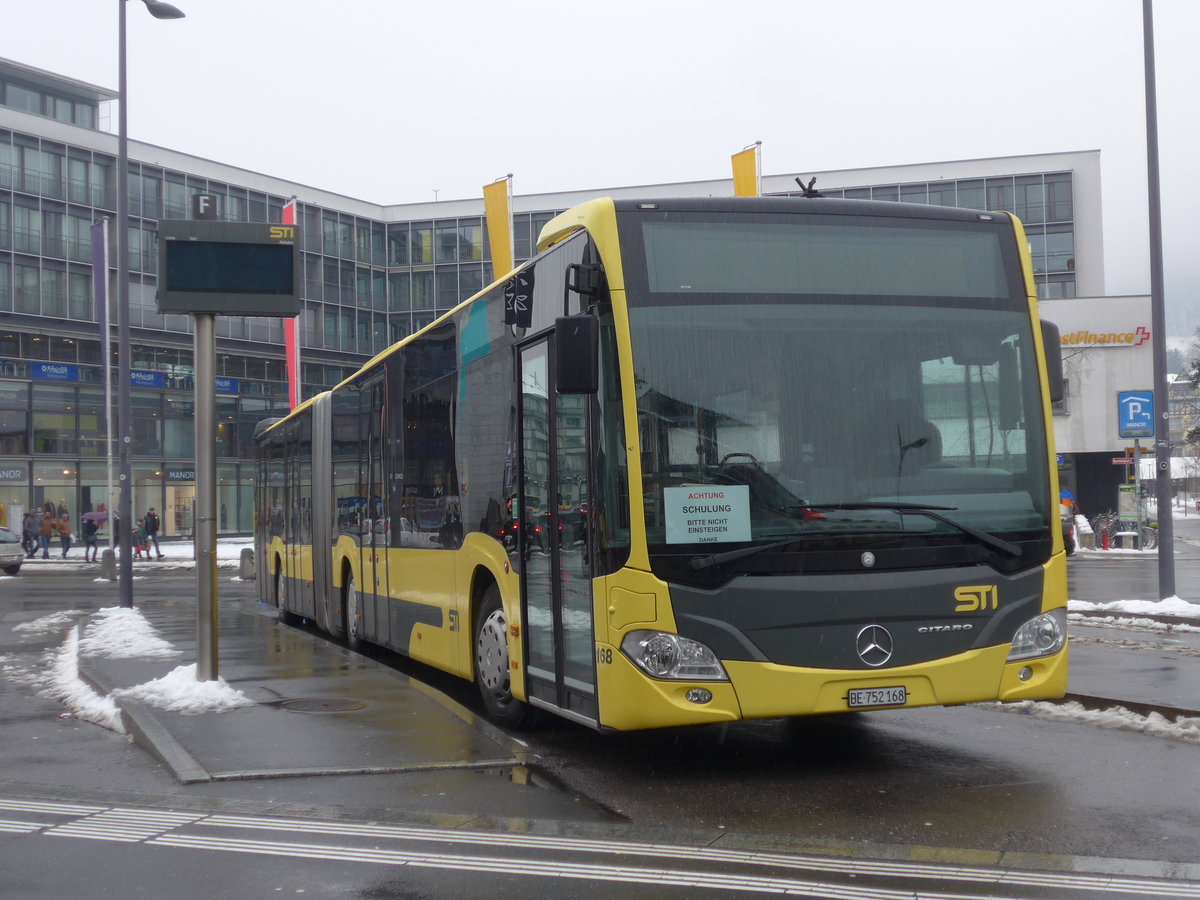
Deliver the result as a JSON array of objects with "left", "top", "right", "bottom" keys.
[{"left": 847, "top": 686, "right": 906, "bottom": 709}]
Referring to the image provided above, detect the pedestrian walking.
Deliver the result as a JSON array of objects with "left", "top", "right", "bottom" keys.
[
  {"left": 57, "top": 512, "right": 72, "bottom": 558},
  {"left": 82, "top": 517, "right": 100, "bottom": 561},
  {"left": 22, "top": 511, "right": 39, "bottom": 558},
  {"left": 39, "top": 511, "right": 54, "bottom": 559},
  {"left": 133, "top": 519, "right": 147, "bottom": 559},
  {"left": 144, "top": 507, "right": 164, "bottom": 558}
]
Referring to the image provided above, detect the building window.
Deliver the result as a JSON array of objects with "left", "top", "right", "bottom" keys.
[
  {"left": 33, "top": 384, "right": 77, "bottom": 453},
  {"left": 0, "top": 379, "right": 29, "bottom": 454},
  {"left": 388, "top": 224, "right": 409, "bottom": 266},
  {"left": 1046, "top": 174, "right": 1072, "bottom": 221},
  {"left": 15, "top": 263, "right": 39, "bottom": 315},
  {"left": 69, "top": 272, "right": 91, "bottom": 320},
  {"left": 1045, "top": 225, "right": 1074, "bottom": 273},
  {"left": 6, "top": 83, "right": 41, "bottom": 114},
  {"left": 1014, "top": 175, "right": 1045, "bottom": 224},
  {"left": 986, "top": 177, "right": 1014, "bottom": 212},
  {"left": 956, "top": 180, "right": 984, "bottom": 209}
]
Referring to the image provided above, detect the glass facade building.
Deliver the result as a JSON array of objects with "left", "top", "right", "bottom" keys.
[{"left": 0, "top": 56, "right": 1095, "bottom": 537}]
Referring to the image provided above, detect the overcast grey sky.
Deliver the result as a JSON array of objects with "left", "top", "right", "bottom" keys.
[{"left": 9, "top": 0, "right": 1200, "bottom": 333}]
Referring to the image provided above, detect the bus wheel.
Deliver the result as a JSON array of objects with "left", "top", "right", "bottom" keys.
[
  {"left": 343, "top": 571, "right": 364, "bottom": 653},
  {"left": 475, "top": 585, "right": 531, "bottom": 729},
  {"left": 272, "top": 561, "right": 285, "bottom": 608},
  {"left": 275, "top": 566, "right": 300, "bottom": 627}
]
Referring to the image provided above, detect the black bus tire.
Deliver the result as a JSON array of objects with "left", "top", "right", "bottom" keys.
[
  {"left": 474, "top": 584, "right": 532, "bottom": 730},
  {"left": 343, "top": 570, "right": 364, "bottom": 653}
]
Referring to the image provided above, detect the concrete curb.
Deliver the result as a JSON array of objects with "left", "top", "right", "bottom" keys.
[{"left": 76, "top": 616, "right": 213, "bottom": 785}]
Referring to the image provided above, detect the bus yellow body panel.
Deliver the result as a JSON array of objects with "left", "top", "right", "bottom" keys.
[
  {"left": 592, "top": 641, "right": 1066, "bottom": 732},
  {"left": 725, "top": 643, "right": 1067, "bottom": 720},
  {"left": 595, "top": 648, "right": 743, "bottom": 730}
]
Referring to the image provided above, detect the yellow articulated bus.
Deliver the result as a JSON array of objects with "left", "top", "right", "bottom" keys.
[{"left": 254, "top": 196, "right": 1068, "bottom": 732}]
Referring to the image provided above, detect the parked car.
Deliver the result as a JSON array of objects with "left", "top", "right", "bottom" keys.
[{"left": 0, "top": 525, "right": 23, "bottom": 575}]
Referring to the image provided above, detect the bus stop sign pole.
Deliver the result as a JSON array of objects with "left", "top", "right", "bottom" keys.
[{"left": 195, "top": 313, "right": 218, "bottom": 681}]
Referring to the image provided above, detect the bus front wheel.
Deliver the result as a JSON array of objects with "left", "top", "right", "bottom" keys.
[{"left": 475, "top": 585, "right": 532, "bottom": 729}]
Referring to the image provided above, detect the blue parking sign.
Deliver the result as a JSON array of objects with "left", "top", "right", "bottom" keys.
[{"left": 1117, "top": 390, "right": 1154, "bottom": 438}]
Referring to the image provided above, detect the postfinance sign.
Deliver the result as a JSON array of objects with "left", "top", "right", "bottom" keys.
[{"left": 1060, "top": 326, "right": 1150, "bottom": 348}]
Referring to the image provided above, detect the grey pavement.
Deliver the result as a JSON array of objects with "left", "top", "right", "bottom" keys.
[
  {"left": 78, "top": 592, "right": 538, "bottom": 790},
  {"left": 1065, "top": 505, "right": 1200, "bottom": 718},
  {"left": 72, "top": 537, "right": 1200, "bottom": 794}
]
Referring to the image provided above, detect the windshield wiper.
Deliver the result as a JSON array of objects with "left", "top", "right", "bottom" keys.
[
  {"left": 689, "top": 534, "right": 814, "bottom": 571},
  {"left": 804, "top": 502, "right": 1022, "bottom": 558}
]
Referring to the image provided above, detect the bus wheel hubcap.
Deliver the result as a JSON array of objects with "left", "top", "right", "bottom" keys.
[{"left": 477, "top": 610, "right": 508, "bottom": 693}]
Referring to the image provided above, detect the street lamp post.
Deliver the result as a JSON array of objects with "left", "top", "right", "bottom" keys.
[
  {"left": 116, "top": 0, "right": 185, "bottom": 607},
  {"left": 1142, "top": 0, "right": 1175, "bottom": 599}
]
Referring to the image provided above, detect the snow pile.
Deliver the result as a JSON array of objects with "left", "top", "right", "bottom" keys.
[
  {"left": 997, "top": 700, "right": 1200, "bottom": 745},
  {"left": 1068, "top": 613, "right": 1200, "bottom": 634},
  {"left": 1068, "top": 596, "right": 1200, "bottom": 619},
  {"left": 13, "top": 610, "right": 86, "bottom": 634},
  {"left": 40, "top": 626, "right": 125, "bottom": 733},
  {"left": 78, "top": 606, "right": 180, "bottom": 659},
  {"left": 7, "top": 606, "right": 254, "bottom": 730},
  {"left": 114, "top": 663, "right": 255, "bottom": 716}
]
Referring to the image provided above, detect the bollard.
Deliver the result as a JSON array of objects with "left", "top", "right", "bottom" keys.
[
  {"left": 99, "top": 547, "right": 117, "bottom": 580},
  {"left": 239, "top": 547, "right": 256, "bottom": 580}
]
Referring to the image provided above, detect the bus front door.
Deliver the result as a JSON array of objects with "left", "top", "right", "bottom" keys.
[{"left": 519, "top": 340, "right": 597, "bottom": 724}]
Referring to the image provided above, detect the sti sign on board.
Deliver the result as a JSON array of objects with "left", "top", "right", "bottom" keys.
[{"left": 157, "top": 220, "right": 300, "bottom": 317}]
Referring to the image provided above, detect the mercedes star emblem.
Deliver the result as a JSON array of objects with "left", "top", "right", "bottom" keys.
[
  {"left": 861, "top": 551, "right": 876, "bottom": 568},
  {"left": 856, "top": 624, "right": 894, "bottom": 667}
]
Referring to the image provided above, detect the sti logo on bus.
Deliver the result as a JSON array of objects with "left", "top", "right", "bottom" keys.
[{"left": 954, "top": 585, "right": 998, "bottom": 613}]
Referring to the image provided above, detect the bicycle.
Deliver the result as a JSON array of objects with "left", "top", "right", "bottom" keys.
[{"left": 1089, "top": 509, "right": 1158, "bottom": 550}]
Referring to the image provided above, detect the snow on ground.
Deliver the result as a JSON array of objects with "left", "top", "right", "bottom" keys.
[
  {"left": 13, "top": 610, "right": 87, "bottom": 634},
  {"left": 10, "top": 537, "right": 254, "bottom": 574},
  {"left": 993, "top": 700, "right": 1200, "bottom": 745},
  {"left": 1068, "top": 613, "right": 1200, "bottom": 634},
  {"left": 114, "top": 663, "right": 255, "bottom": 716},
  {"left": 6, "top": 598, "right": 254, "bottom": 730},
  {"left": 42, "top": 626, "right": 125, "bottom": 733},
  {"left": 1068, "top": 596, "right": 1200, "bottom": 619},
  {"left": 78, "top": 606, "right": 179, "bottom": 659}
]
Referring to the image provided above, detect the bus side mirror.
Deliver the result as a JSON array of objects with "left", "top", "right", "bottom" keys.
[
  {"left": 1041, "top": 320, "right": 1063, "bottom": 403},
  {"left": 555, "top": 315, "right": 598, "bottom": 394}
]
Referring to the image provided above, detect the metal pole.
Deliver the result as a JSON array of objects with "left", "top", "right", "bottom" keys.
[
  {"left": 1143, "top": 0, "right": 1176, "bottom": 597},
  {"left": 103, "top": 217, "right": 115, "bottom": 557},
  {"left": 116, "top": 0, "right": 134, "bottom": 606},
  {"left": 1133, "top": 438, "right": 1142, "bottom": 549},
  {"left": 195, "top": 314, "right": 218, "bottom": 680}
]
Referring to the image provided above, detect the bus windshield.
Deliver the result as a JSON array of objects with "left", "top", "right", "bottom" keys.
[{"left": 623, "top": 213, "right": 1052, "bottom": 565}]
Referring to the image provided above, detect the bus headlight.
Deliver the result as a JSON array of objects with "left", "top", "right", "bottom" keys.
[
  {"left": 620, "top": 631, "right": 728, "bottom": 681},
  {"left": 1007, "top": 609, "right": 1067, "bottom": 661}
]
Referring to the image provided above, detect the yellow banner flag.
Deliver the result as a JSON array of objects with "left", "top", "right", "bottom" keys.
[
  {"left": 483, "top": 178, "right": 514, "bottom": 278},
  {"left": 731, "top": 145, "right": 759, "bottom": 197}
]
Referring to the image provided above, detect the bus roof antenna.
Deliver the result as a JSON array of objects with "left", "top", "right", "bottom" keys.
[{"left": 795, "top": 176, "right": 821, "bottom": 198}]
